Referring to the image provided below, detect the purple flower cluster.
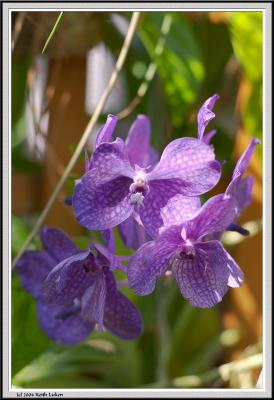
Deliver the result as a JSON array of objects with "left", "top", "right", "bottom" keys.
[
  {"left": 16, "top": 94, "right": 259, "bottom": 345},
  {"left": 17, "top": 227, "right": 143, "bottom": 344}
]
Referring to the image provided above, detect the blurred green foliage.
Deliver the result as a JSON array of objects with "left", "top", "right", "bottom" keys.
[
  {"left": 140, "top": 13, "right": 204, "bottom": 127},
  {"left": 229, "top": 12, "right": 263, "bottom": 157},
  {"left": 11, "top": 10, "right": 262, "bottom": 389}
]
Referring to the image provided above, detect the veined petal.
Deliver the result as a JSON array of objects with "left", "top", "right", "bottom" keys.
[
  {"left": 81, "top": 275, "right": 107, "bottom": 332},
  {"left": 128, "top": 226, "right": 181, "bottom": 295},
  {"left": 118, "top": 215, "right": 149, "bottom": 249},
  {"left": 104, "top": 291, "right": 143, "bottom": 340},
  {"left": 140, "top": 180, "right": 201, "bottom": 238},
  {"left": 232, "top": 138, "right": 260, "bottom": 180},
  {"left": 148, "top": 138, "right": 221, "bottom": 196},
  {"left": 103, "top": 270, "right": 143, "bottom": 340},
  {"left": 91, "top": 138, "right": 134, "bottom": 183},
  {"left": 101, "top": 229, "right": 116, "bottom": 254},
  {"left": 95, "top": 114, "right": 118, "bottom": 149},
  {"left": 73, "top": 139, "right": 135, "bottom": 230},
  {"left": 40, "top": 227, "right": 78, "bottom": 262},
  {"left": 16, "top": 251, "right": 57, "bottom": 299},
  {"left": 37, "top": 301, "right": 94, "bottom": 345},
  {"left": 184, "top": 194, "right": 238, "bottom": 240},
  {"left": 220, "top": 247, "right": 244, "bottom": 288},
  {"left": 160, "top": 194, "right": 201, "bottom": 229},
  {"left": 226, "top": 175, "right": 254, "bottom": 213},
  {"left": 72, "top": 175, "right": 134, "bottom": 230},
  {"left": 42, "top": 251, "right": 95, "bottom": 306},
  {"left": 172, "top": 240, "right": 230, "bottom": 308},
  {"left": 197, "top": 94, "right": 219, "bottom": 140},
  {"left": 125, "top": 115, "right": 151, "bottom": 168}
]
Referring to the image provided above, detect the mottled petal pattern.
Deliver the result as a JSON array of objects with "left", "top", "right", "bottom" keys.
[
  {"left": 90, "top": 139, "right": 134, "bottom": 183},
  {"left": 172, "top": 241, "right": 230, "bottom": 308},
  {"left": 104, "top": 290, "right": 143, "bottom": 339},
  {"left": 16, "top": 251, "right": 57, "bottom": 299},
  {"left": 221, "top": 247, "right": 244, "bottom": 288},
  {"left": 128, "top": 227, "right": 181, "bottom": 295},
  {"left": 140, "top": 180, "right": 200, "bottom": 238},
  {"left": 197, "top": 94, "right": 219, "bottom": 140},
  {"left": 40, "top": 227, "right": 78, "bottom": 262},
  {"left": 226, "top": 176, "right": 254, "bottom": 213},
  {"left": 148, "top": 138, "right": 221, "bottom": 196},
  {"left": 42, "top": 251, "right": 95, "bottom": 306},
  {"left": 37, "top": 302, "right": 94, "bottom": 345},
  {"left": 160, "top": 194, "right": 201, "bottom": 229},
  {"left": 125, "top": 115, "right": 151, "bottom": 168},
  {"left": 81, "top": 275, "right": 107, "bottom": 331},
  {"left": 184, "top": 194, "right": 238, "bottom": 240},
  {"left": 73, "top": 175, "right": 134, "bottom": 230}
]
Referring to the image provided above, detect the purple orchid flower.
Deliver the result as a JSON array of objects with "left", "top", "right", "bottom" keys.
[
  {"left": 72, "top": 97, "right": 222, "bottom": 238},
  {"left": 16, "top": 227, "right": 143, "bottom": 344},
  {"left": 127, "top": 194, "right": 241, "bottom": 308},
  {"left": 127, "top": 138, "right": 260, "bottom": 308}
]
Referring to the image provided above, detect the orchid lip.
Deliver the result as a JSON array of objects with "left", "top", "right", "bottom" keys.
[{"left": 129, "top": 168, "right": 149, "bottom": 205}]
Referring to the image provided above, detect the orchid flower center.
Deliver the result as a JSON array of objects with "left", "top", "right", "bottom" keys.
[
  {"left": 83, "top": 260, "right": 100, "bottom": 275},
  {"left": 178, "top": 228, "right": 196, "bottom": 259},
  {"left": 129, "top": 169, "right": 149, "bottom": 206}
]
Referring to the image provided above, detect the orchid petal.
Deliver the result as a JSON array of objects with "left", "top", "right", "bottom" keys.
[
  {"left": 203, "top": 129, "right": 217, "bottom": 144},
  {"left": 184, "top": 194, "right": 238, "bottom": 240},
  {"left": 42, "top": 251, "right": 95, "bottom": 306},
  {"left": 101, "top": 229, "right": 116, "bottom": 254},
  {"left": 125, "top": 115, "right": 151, "bottom": 168},
  {"left": 37, "top": 301, "right": 94, "bottom": 345},
  {"left": 118, "top": 215, "right": 149, "bottom": 249},
  {"left": 172, "top": 240, "right": 229, "bottom": 308},
  {"left": 232, "top": 138, "right": 260, "bottom": 180},
  {"left": 148, "top": 138, "right": 221, "bottom": 196},
  {"left": 128, "top": 226, "right": 181, "bottom": 295},
  {"left": 81, "top": 275, "right": 107, "bottom": 332},
  {"left": 95, "top": 114, "right": 118, "bottom": 149},
  {"left": 197, "top": 94, "right": 219, "bottom": 140},
  {"left": 40, "top": 227, "right": 78, "bottom": 262},
  {"left": 140, "top": 180, "right": 201, "bottom": 238},
  {"left": 16, "top": 251, "right": 56, "bottom": 299}
]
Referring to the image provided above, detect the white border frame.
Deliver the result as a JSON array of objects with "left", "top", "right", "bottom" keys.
[{"left": 2, "top": 2, "right": 272, "bottom": 398}]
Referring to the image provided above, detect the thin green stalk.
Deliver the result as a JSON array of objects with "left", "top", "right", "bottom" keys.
[{"left": 42, "top": 11, "right": 64, "bottom": 54}]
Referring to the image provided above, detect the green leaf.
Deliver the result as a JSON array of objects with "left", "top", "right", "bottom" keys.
[
  {"left": 192, "top": 16, "right": 233, "bottom": 91},
  {"left": 229, "top": 12, "right": 263, "bottom": 158},
  {"left": 13, "top": 331, "right": 142, "bottom": 388},
  {"left": 12, "top": 215, "right": 29, "bottom": 257},
  {"left": 229, "top": 12, "right": 262, "bottom": 82},
  {"left": 166, "top": 288, "right": 221, "bottom": 377},
  {"left": 140, "top": 12, "right": 204, "bottom": 127},
  {"left": 12, "top": 274, "right": 51, "bottom": 376}
]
